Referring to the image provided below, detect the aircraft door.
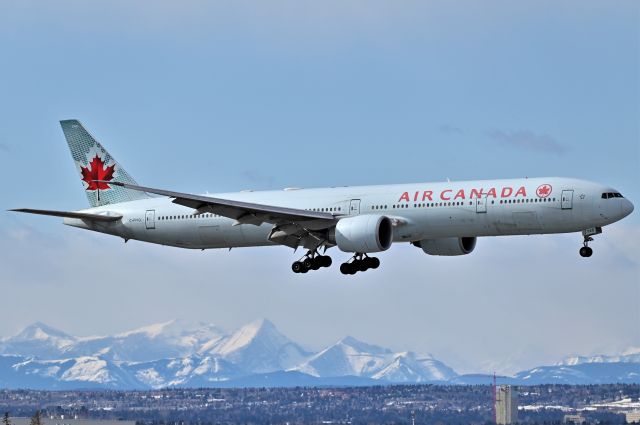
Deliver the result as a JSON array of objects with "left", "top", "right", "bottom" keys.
[
  {"left": 145, "top": 210, "right": 156, "bottom": 229},
  {"left": 561, "top": 190, "right": 574, "bottom": 210},
  {"left": 349, "top": 199, "right": 361, "bottom": 215},
  {"left": 476, "top": 195, "right": 487, "bottom": 213}
]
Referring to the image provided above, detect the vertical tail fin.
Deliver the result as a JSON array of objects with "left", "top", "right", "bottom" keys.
[{"left": 60, "top": 120, "right": 149, "bottom": 207}]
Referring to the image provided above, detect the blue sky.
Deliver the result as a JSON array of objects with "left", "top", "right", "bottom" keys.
[{"left": 0, "top": 1, "right": 638, "bottom": 374}]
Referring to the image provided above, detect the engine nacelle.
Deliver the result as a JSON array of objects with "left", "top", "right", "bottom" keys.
[
  {"left": 415, "top": 237, "right": 477, "bottom": 256},
  {"left": 331, "top": 215, "right": 393, "bottom": 253}
]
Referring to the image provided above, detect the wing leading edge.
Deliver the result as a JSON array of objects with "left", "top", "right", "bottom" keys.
[{"left": 107, "top": 181, "right": 337, "bottom": 228}]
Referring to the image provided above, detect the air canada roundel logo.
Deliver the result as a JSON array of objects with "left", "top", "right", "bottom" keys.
[
  {"left": 80, "top": 154, "right": 116, "bottom": 191},
  {"left": 536, "top": 184, "right": 552, "bottom": 198}
]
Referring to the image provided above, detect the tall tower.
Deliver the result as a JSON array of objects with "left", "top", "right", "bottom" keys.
[
  {"left": 495, "top": 385, "right": 518, "bottom": 425},
  {"left": 493, "top": 372, "right": 497, "bottom": 423}
]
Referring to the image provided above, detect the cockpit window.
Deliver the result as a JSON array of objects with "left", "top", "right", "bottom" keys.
[{"left": 602, "top": 192, "right": 624, "bottom": 199}]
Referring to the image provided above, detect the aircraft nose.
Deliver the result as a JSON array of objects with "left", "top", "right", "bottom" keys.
[{"left": 622, "top": 199, "right": 634, "bottom": 218}]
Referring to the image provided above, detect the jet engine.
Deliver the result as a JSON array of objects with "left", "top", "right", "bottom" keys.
[
  {"left": 331, "top": 215, "right": 393, "bottom": 253},
  {"left": 414, "top": 237, "right": 477, "bottom": 256}
]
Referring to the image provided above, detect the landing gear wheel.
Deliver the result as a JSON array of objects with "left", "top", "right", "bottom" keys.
[
  {"left": 292, "top": 261, "right": 304, "bottom": 273},
  {"left": 579, "top": 230, "right": 597, "bottom": 258},
  {"left": 302, "top": 258, "right": 313, "bottom": 269},
  {"left": 340, "top": 263, "right": 352, "bottom": 275},
  {"left": 292, "top": 249, "right": 332, "bottom": 274},
  {"left": 579, "top": 246, "right": 593, "bottom": 257},
  {"left": 356, "top": 260, "right": 369, "bottom": 272},
  {"left": 340, "top": 254, "right": 381, "bottom": 275},
  {"left": 310, "top": 257, "right": 322, "bottom": 270}
]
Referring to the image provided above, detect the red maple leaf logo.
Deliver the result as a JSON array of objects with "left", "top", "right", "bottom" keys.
[
  {"left": 80, "top": 155, "right": 116, "bottom": 191},
  {"left": 536, "top": 184, "right": 552, "bottom": 198}
]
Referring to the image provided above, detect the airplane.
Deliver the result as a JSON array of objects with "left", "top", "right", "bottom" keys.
[{"left": 10, "top": 120, "right": 634, "bottom": 275}]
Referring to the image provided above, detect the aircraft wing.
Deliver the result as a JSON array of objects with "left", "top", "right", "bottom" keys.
[
  {"left": 10, "top": 208, "right": 123, "bottom": 222},
  {"left": 107, "top": 181, "right": 337, "bottom": 228}
]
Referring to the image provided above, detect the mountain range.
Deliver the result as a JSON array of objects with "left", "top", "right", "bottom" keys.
[{"left": 0, "top": 320, "right": 637, "bottom": 389}]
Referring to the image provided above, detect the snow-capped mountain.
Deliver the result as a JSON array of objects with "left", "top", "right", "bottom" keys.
[
  {"left": 1, "top": 320, "right": 638, "bottom": 389},
  {"left": 557, "top": 348, "right": 640, "bottom": 366},
  {"left": 503, "top": 348, "right": 640, "bottom": 384},
  {"left": 0, "top": 322, "right": 77, "bottom": 359},
  {"left": 294, "top": 336, "right": 393, "bottom": 377},
  {"left": 293, "top": 337, "right": 455, "bottom": 382},
  {"left": 210, "top": 319, "right": 309, "bottom": 373},
  {"left": 71, "top": 320, "right": 228, "bottom": 362},
  {"left": 0, "top": 355, "right": 138, "bottom": 389},
  {"left": 0, "top": 320, "right": 458, "bottom": 389},
  {"left": 371, "top": 352, "right": 458, "bottom": 382},
  {"left": 124, "top": 355, "right": 243, "bottom": 388},
  {"left": 514, "top": 362, "right": 640, "bottom": 385},
  {"left": 1, "top": 320, "right": 227, "bottom": 363}
]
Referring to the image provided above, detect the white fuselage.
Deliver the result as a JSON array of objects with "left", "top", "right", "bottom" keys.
[{"left": 64, "top": 177, "right": 633, "bottom": 250}]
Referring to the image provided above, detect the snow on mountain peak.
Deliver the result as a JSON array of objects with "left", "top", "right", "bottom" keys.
[
  {"left": 212, "top": 319, "right": 308, "bottom": 373},
  {"left": 214, "top": 318, "right": 283, "bottom": 356},
  {"left": 295, "top": 336, "right": 393, "bottom": 378},
  {"left": 0, "top": 322, "right": 77, "bottom": 358},
  {"left": 0, "top": 319, "right": 462, "bottom": 388},
  {"left": 558, "top": 349, "right": 640, "bottom": 366},
  {"left": 336, "top": 336, "right": 392, "bottom": 355},
  {"left": 115, "top": 320, "right": 178, "bottom": 338},
  {"left": 623, "top": 347, "right": 640, "bottom": 356},
  {"left": 14, "top": 322, "right": 74, "bottom": 342}
]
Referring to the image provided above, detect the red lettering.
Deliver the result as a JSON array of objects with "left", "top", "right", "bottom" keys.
[
  {"left": 421, "top": 190, "right": 433, "bottom": 201},
  {"left": 501, "top": 187, "right": 513, "bottom": 198},
  {"left": 414, "top": 191, "right": 419, "bottom": 202},
  {"left": 470, "top": 188, "right": 484, "bottom": 199},
  {"left": 486, "top": 187, "right": 497, "bottom": 198},
  {"left": 440, "top": 189, "right": 452, "bottom": 200},
  {"left": 399, "top": 192, "right": 410, "bottom": 202},
  {"left": 454, "top": 189, "right": 466, "bottom": 200},
  {"left": 515, "top": 186, "right": 527, "bottom": 197}
]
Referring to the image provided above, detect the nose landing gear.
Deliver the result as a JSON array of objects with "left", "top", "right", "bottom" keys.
[
  {"left": 579, "top": 227, "right": 601, "bottom": 258},
  {"left": 579, "top": 245, "right": 593, "bottom": 258},
  {"left": 339, "top": 253, "right": 380, "bottom": 275},
  {"left": 291, "top": 250, "right": 332, "bottom": 273}
]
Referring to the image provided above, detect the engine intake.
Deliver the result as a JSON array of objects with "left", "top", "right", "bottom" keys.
[
  {"left": 415, "top": 237, "right": 477, "bottom": 256},
  {"left": 332, "top": 215, "right": 393, "bottom": 253}
]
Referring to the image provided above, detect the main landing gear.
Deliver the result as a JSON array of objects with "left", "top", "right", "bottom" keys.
[
  {"left": 339, "top": 253, "right": 380, "bottom": 275},
  {"left": 291, "top": 251, "right": 332, "bottom": 274},
  {"left": 579, "top": 227, "right": 601, "bottom": 258}
]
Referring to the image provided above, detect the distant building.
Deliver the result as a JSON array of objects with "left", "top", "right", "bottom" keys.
[
  {"left": 563, "top": 413, "right": 587, "bottom": 424},
  {"left": 10, "top": 418, "right": 135, "bottom": 425},
  {"left": 626, "top": 411, "right": 640, "bottom": 424},
  {"left": 495, "top": 385, "right": 518, "bottom": 425}
]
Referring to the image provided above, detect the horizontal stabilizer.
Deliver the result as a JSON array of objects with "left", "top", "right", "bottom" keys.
[{"left": 9, "top": 208, "right": 122, "bottom": 222}]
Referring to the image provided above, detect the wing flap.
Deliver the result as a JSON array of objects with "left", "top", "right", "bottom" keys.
[{"left": 10, "top": 208, "right": 123, "bottom": 222}]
